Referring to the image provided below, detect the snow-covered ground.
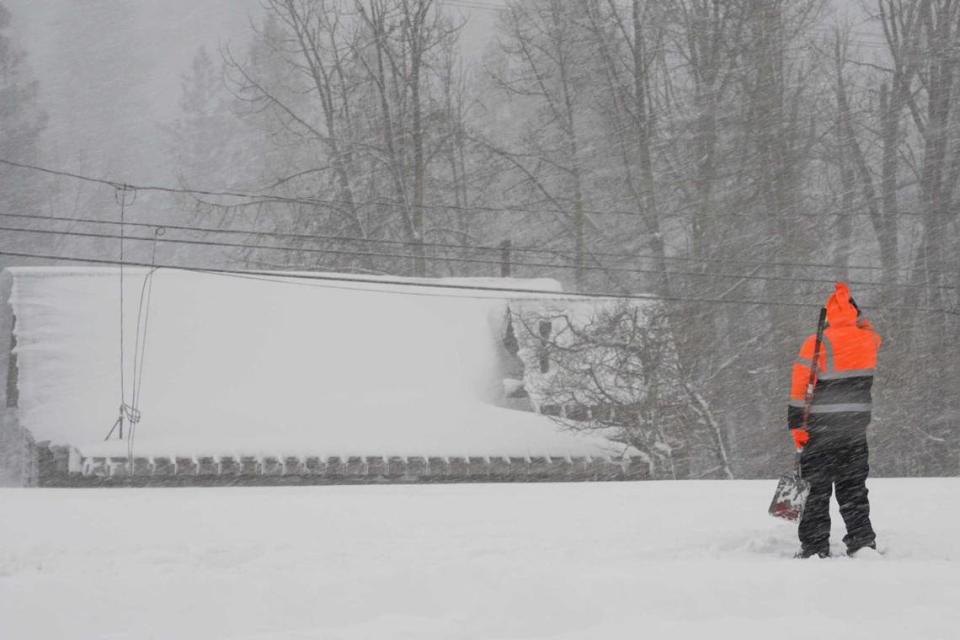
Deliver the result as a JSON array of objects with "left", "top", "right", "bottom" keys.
[{"left": 2, "top": 479, "right": 958, "bottom": 639}]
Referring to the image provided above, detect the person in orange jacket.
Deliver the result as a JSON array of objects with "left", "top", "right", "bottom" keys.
[{"left": 788, "top": 282, "right": 882, "bottom": 558}]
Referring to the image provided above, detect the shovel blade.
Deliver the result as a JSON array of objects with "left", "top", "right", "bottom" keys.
[{"left": 768, "top": 471, "right": 810, "bottom": 523}]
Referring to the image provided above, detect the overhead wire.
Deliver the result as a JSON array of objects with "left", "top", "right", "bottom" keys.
[
  {"left": 2, "top": 158, "right": 957, "bottom": 297},
  {"left": 2, "top": 210, "right": 958, "bottom": 277},
  {"left": 115, "top": 185, "right": 132, "bottom": 442},
  {"left": 0, "top": 210, "right": 589, "bottom": 261},
  {"left": 0, "top": 157, "right": 945, "bottom": 219},
  {"left": 0, "top": 246, "right": 955, "bottom": 316},
  {"left": 125, "top": 229, "right": 163, "bottom": 467},
  {"left": 5, "top": 157, "right": 959, "bottom": 282},
  {"left": 1, "top": 222, "right": 956, "bottom": 292},
  {"left": 0, "top": 158, "right": 345, "bottom": 212}
]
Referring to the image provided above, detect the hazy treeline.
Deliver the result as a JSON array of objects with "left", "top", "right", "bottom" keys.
[
  {"left": 0, "top": 4, "right": 45, "bottom": 219},
  {"left": 3, "top": 1, "right": 958, "bottom": 477}
]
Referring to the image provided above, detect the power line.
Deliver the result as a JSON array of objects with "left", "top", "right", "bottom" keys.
[
  {"left": 0, "top": 223, "right": 525, "bottom": 271},
  {"left": 9, "top": 156, "right": 960, "bottom": 293},
  {"left": 4, "top": 159, "right": 957, "bottom": 288},
  {"left": 0, "top": 157, "right": 942, "bottom": 220},
  {"left": 0, "top": 211, "right": 569, "bottom": 260},
  {"left": 0, "top": 246, "right": 955, "bottom": 316},
  {"left": 3, "top": 155, "right": 957, "bottom": 288},
  {"left": 0, "top": 158, "right": 345, "bottom": 212},
  {"left": 3, "top": 222, "right": 957, "bottom": 291},
  {"left": 4, "top": 210, "right": 957, "bottom": 277}
]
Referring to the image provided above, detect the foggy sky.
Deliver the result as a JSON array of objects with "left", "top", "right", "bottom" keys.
[
  {"left": 5, "top": 0, "right": 868, "bottom": 189},
  {"left": 3, "top": 0, "right": 497, "bottom": 187}
]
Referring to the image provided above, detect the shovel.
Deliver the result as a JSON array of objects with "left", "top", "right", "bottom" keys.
[
  {"left": 768, "top": 450, "right": 810, "bottom": 523},
  {"left": 769, "top": 306, "right": 825, "bottom": 523}
]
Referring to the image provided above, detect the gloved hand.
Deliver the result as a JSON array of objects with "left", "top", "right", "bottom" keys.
[{"left": 790, "top": 428, "right": 809, "bottom": 450}]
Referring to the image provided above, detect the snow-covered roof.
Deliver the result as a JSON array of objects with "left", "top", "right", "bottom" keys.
[{"left": 2, "top": 267, "right": 623, "bottom": 459}]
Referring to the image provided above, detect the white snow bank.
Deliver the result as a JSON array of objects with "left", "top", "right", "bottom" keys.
[
  {"left": 6, "top": 267, "right": 618, "bottom": 459},
  {"left": 0, "top": 478, "right": 957, "bottom": 639}
]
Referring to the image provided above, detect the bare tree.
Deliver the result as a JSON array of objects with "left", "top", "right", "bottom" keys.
[
  {"left": 483, "top": 0, "right": 595, "bottom": 287},
  {"left": 353, "top": 0, "right": 464, "bottom": 275},
  {"left": 0, "top": 2, "right": 47, "bottom": 248},
  {"left": 512, "top": 301, "right": 734, "bottom": 479}
]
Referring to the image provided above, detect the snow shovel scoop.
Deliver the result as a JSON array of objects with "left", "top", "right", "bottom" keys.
[
  {"left": 768, "top": 306, "right": 826, "bottom": 523},
  {"left": 768, "top": 452, "right": 810, "bottom": 522}
]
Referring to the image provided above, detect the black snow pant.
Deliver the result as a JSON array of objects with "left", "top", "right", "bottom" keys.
[{"left": 798, "top": 435, "right": 876, "bottom": 554}]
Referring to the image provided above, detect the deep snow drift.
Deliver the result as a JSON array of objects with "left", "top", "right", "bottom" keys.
[{"left": 1, "top": 479, "right": 957, "bottom": 639}]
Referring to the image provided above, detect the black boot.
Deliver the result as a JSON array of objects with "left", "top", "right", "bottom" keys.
[
  {"left": 794, "top": 546, "right": 830, "bottom": 559},
  {"left": 846, "top": 542, "right": 878, "bottom": 557}
]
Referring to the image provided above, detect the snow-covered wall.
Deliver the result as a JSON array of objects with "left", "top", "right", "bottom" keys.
[
  {"left": 0, "top": 272, "right": 36, "bottom": 486},
  {"left": 1, "top": 268, "right": 620, "bottom": 461}
]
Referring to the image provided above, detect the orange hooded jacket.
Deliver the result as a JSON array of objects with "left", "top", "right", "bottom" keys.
[{"left": 787, "top": 282, "right": 882, "bottom": 432}]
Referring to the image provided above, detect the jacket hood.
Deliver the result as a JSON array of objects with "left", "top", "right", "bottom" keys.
[{"left": 826, "top": 282, "right": 858, "bottom": 327}]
